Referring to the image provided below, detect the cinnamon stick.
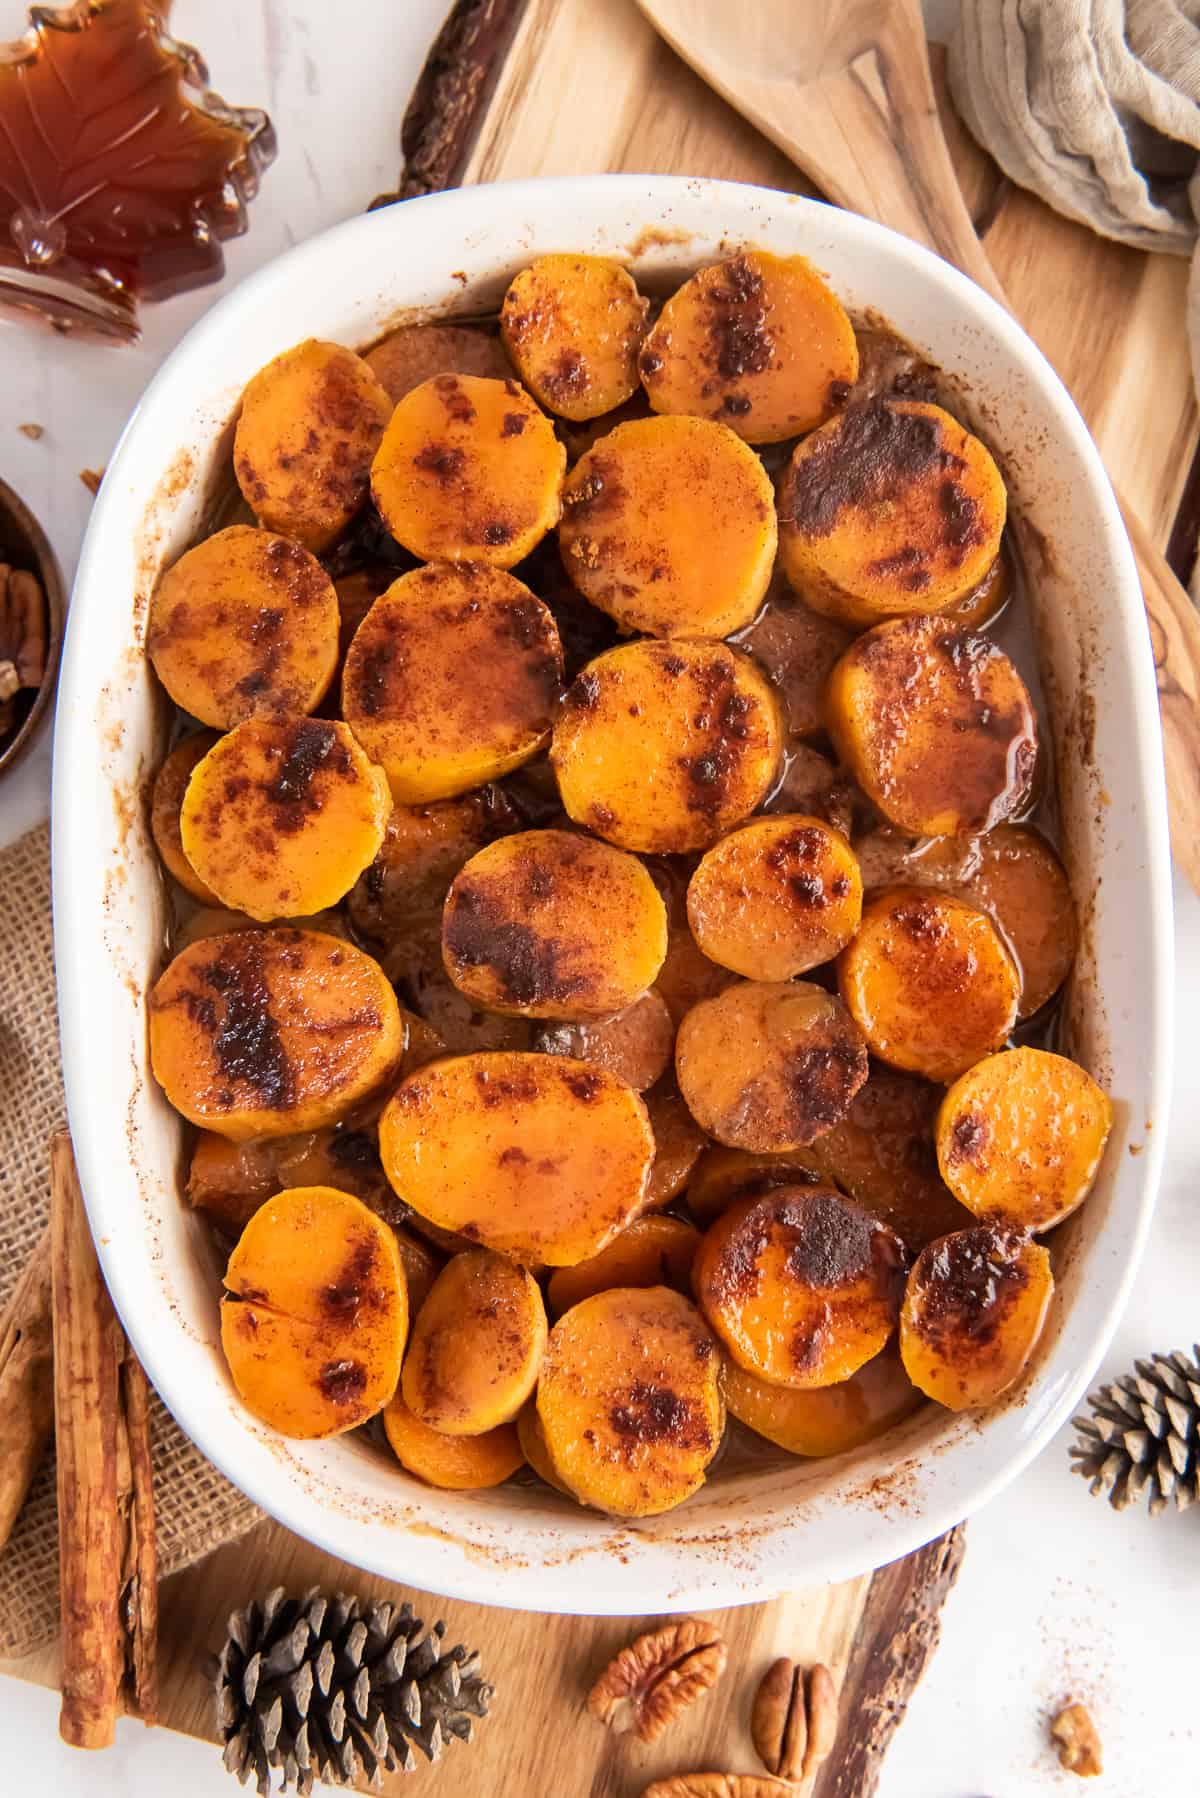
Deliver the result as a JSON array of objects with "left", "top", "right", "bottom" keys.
[
  {"left": 0, "top": 1222, "right": 54, "bottom": 1551},
  {"left": 118, "top": 1352, "right": 159, "bottom": 1725}
]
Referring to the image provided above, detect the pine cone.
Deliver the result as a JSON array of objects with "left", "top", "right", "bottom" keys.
[
  {"left": 212, "top": 1587, "right": 493, "bottom": 1794},
  {"left": 1069, "top": 1347, "right": 1200, "bottom": 1515}
]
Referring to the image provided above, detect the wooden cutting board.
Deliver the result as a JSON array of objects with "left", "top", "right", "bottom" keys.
[{"left": 3, "top": 3, "right": 1196, "bottom": 1794}]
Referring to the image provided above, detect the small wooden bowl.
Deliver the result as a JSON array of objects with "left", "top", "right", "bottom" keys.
[{"left": 0, "top": 474, "right": 65, "bottom": 781}]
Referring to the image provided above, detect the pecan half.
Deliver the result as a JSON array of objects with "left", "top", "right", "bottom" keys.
[
  {"left": 642, "top": 1778, "right": 796, "bottom": 1798},
  {"left": 803, "top": 1662, "right": 838, "bottom": 1779},
  {"left": 751, "top": 1657, "right": 807, "bottom": 1780},
  {"left": 588, "top": 1617, "right": 727, "bottom": 1742},
  {"left": 1050, "top": 1701, "right": 1103, "bottom": 1778}
]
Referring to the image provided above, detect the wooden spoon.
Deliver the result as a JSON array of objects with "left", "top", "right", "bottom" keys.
[{"left": 635, "top": 0, "right": 1200, "bottom": 890}]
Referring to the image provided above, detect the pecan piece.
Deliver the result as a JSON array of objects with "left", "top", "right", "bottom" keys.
[
  {"left": 803, "top": 1663, "right": 838, "bottom": 1779},
  {"left": 642, "top": 1779, "right": 796, "bottom": 1798},
  {"left": 588, "top": 1617, "right": 727, "bottom": 1742},
  {"left": 1050, "top": 1701, "right": 1103, "bottom": 1778},
  {"left": 751, "top": 1657, "right": 807, "bottom": 1780}
]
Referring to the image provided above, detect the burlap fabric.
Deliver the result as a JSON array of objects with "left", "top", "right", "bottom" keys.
[{"left": 0, "top": 822, "right": 260, "bottom": 1660}]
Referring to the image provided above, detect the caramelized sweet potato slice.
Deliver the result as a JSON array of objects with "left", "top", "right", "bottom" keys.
[
  {"left": 535, "top": 989, "right": 674, "bottom": 1092},
  {"left": 536, "top": 1286, "right": 723, "bottom": 1516},
  {"left": 826, "top": 615, "right": 1038, "bottom": 837},
  {"left": 371, "top": 373, "right": 564, "bottom": 566},
  {"left": 724, "top": 1346, "right": 921, "bottom": 1456},
  {"left": 676, "top": 981, "right": 868, "bottom": 1152},
  {"left": 643, "top": 1085, "right": 710, "bottom": 1210},
  {"left": 147, "top": 526, "right": 339, "bottom": 729},
  {"left": 150, "top": 928, "right": 404, "bottom": 1140},
  {"left": 401, "top": 1250, "right": 547, "bottom": 1433},
  {"left": 552, "top": 639, "right": 783, "bottom": 854},
  {"left": 638, "top": 251, "right": 858, "bottom": 443},
  {"left": 730, "top": 569, "right": 853, "bottom": 739},
  {"left": 220, "top": 1186, "right": 407, "bottom": 1438},
  {"left": 653, "top": 925, "right": 739, "bottom": 1027},
  {"left": 347, "top": 786, "right": 519, "bottom": 942},
  {"left": 234, "top": 340, "right": 393, "bottom": 552},
  {"left": 558, "top": 416, "right": 776, "bottom": 637},
  {"left": 180, "top": 718, "right": 390, "bottom": 922},
  {"left": 684, "top": 1146, "right": 823, "bottom": 1226},
  {"left": 760, "top": 744, "right": 859, "bottom": 839},
  {"left": 838, "top": 888, "right": 1019, "bottom": 1083},
  {"left": 546, "top": 1216, "right": 699, "bottom": 1316},
  {"left": 942, "top": 543, "right": 1013, "bottom": 630},
  {"left": 188, "top": 1122, "right": 395, "bottom": 1237},
  {"left": 363, "top": 322, "right": 512, "bottom": 403},
  {"left": 936, "top": 1047, "right": 1113, "bottom": 1231},
  {"left": 687, "top": 816, "right": 862, "bottom": 981},
  {"left": 151, "top": 732, "right": 220, "bottom": 902},
  {"left": 501, "top": 255, "right": 649, "bottom": 420},
  {"left": 383, "top": 1397, "right": 524, "bottom": 1490},
  {"left": 442, "top": 828, "right": 667, "bottom": 1019},
  {"left": 342, "top": 564, "right": 563, "bottom": 803},
  {"left": 383, "top": 915, "right": 535, "bottom": 1056},
  {"left": 778, "top": 400, "right": 1006, "bottom": 625},
  {"left": 900, "top": 1224, "right": 1052, "bottom": 1410},
  {"left": 693, "top": 1186, "right": 906, "bottom": 1388},
  {"left": 378, "top": 1052, "right": 654, "bottom": 1266},
  {"left": 516, "top": 1400, "right": 572, "bottom": 1494},
  {"left": 173, "top": 906, "right": 350, "bottom": 953},
  {"left": 187, "top": 1132, "right": 278, "bottom": 1236},
  {"left": 392, "top": 1225, "right": 443, "bottom": 1316}
]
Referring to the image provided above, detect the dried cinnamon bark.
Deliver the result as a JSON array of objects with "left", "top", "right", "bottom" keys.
[{"left": 0, "top": 1221, "right": 53, "bottom": 1551}]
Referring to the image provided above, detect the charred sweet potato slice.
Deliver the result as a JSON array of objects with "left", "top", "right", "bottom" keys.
[
  {"left": 378, "top": 1052, "right": 654, "bottom": 1266},
  {"left": 342, "top": 563, "right": 564, "bottom": 803},
  {"left": 684, "top": 1145, "right": 824, "bottom": 1226},
  {"left": 536, "top": 1286, "right": 723, "bottom": 1516},
  {"left": 180, "top": 718, "right": 390, "bottom": 922},
  {"left": 383, "top": 1396, "right": 524, "bottom": 1490},
  {"left": 687, "top": 815, "right": 862, "bottom": 981},
  {"left": 778, "top": 400, "right": 1005, "bottom": 625},
  {"left": 900, "top": 1224, "right": 1053, "bottom": 1410},
  {"left": 724, "top": 1346, "right": 922, "bottom": 1456},
  {"left": 546, "top": 1215, "right": 699, "bottom": 1316},
  {"left": 370, "top": 373, "right": 564, "bottom": 566},
  {"left": 838, "top": 888, "right": 1019, "bottom": 1083},
  {"left": 151, "top": 732, "right": 220, "bottom": 902},
  {"left": 347, "top": 786, "right": 519, "bottom": 942},
  {"left": 363, "top": 322, "right": 512, "bottom": 404},
  {"left": 220, "top": 1185, "right": 407, "bottom": 1438},
  {"left": 826, "top": 615, "right": 1038, "bottom": 837},
  {"left": 442, "top": 828, "right": 667, "bottom": 1019},
  {"left": 535, "top": 989, "right": 674, "bottom": 1092},
  {"left": 401, "top": 1249, "right": 547, "bottom": 1433},
  {"left": 676, "top": 980, "right": 868, "bottom": 1152},
  {"left": 234, "top": 340, "right": 393, "bottom": 552},
  {"left": 643, "top": 1085, "right": 710, "bottom": 1210},
  {"left": 638, "top": 250, "right": 858, "bottom": 444},
  {"left": 149, "top": 928, "right": 404, "bottom": 1140},
  {"left": 693, "top": 1186, "right": 907, "bottom": 1388},
  {"left": 500, "top": 255, "right": 649, "bottom": 420},
  {"left": 730, "top": 568, "right": 854, "bottom": 739},
  {"left": 936, "top": 1047, "right": 1112, "bottom": 1231},
  {"left": 558, "top": 415, "right": 776, "bottom": 637},
  {"left": 552, "top": 639, "right": 783, "bottom": 854},
  {"left": 147, "top": 525, "right": 339, "bottom": 729}
]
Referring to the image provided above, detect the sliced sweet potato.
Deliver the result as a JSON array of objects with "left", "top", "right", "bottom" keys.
[
  {"left": 536, "top": 1286, "right": 723, "bottom": 1516},
  {"left": 730, "top": 569, "right": 853, "bottom": 739},
  {"left": 234, "top": 340, "right": 393, "bottom": 552},
  {"left": 687, "top": 816, "right": 862, "bottom": 981},
  {"left": 684, "top": 1146, "right": 824, "bottom": 1227},
  {"left": 401, "top": 1250, "right": 547, "bottom": 1433},
  {"left": 220, "top": 1185, "right": 407, "bottom": 1437},
  {"left": 838, "top": 888, "right": 1019, "bottom": 1082},
  {"left": 333, "top": 566, "right": 393, "bottom": 660},
  {"left": 725, "top": 1346, "right": 922, "bottom": 1456},
  {"left": 692, "top": 1186, "right": 907, "bottom": 1388},
  {"left": 500, "top": 254, "right": 649, "bottom": 420},
  {"left": 943, "top": 542, "right": 1012, "bottom": 630},
  {"left": 187, "top": 1132, "right": 278, "bottom": 1236},
  {"left": 149, "top": 928, "right": 404, "bottom": 1140},
  {"left": 778, "top": 400, "right": 1006, "bottom": 625},
  {"left": 900, "top": 1224, "right": 1053, "bottom": 1410},
  {"left": 638, "top": 250, "right": 859, "bottom": 443},
  {"left": 383, "top": 1396, "right": 524, "bottom": 1489},
  {"left": 392, "top": 1226, "right": 442, "bottom": 1316},
  {"left": 378, "top": 1052, "right": 654, "bottom": 1265},
  {"left": 936, "top": 1047, "right": 1113, "bottom": 1231},
  {"left": 760, "top": 744, "right": 858, "bottom": 839},
  {"left": 346, "top": 786, "right": 519, "bottom": 943},
  {"left": 342, "top": 563, "right": 563, "bottom": 803},
  {"left": 546, "top": 1216, "right": 699, "bottom": 1316},
  {"left": 383, "top": 915, "right": 535, "bottom": 1056},
  {"left": 826, "top": 615, "right": 1038, "bottom": 837},
  {"left": 180, "top": 718, "right": 390, "bottom": 922},
  {"left": 552, "top": 639, "right": 783, "bottom": 854},
  {"left": 653, "top": 925, "right": 739, "bottom": 1027},
  {"left": 363, "top": 322, "right": 512, "bottom": 404},
  {"left": 675, "top": 981, "right": 868, "bottom": 1152},
  {"left": 151, "top": 732, "right": 220, "bottom": 902},
  {"left": 172, "top": 906, "right": 350, "bottom": 953},
  {"left": 188, "top": 1122, "right": 395, "bottom": 1237},
  {"left": 535, "top": 989, "right": 674, "bottom": 1092},
  {"left": 643, "top": 1085, "right": 709, "bottom": 1210},
  {"left": 516, "top": 1400, "right": 572, "bottom": 1494},
  {"left": 370, "top": 373, "right": 564, "bottom": 566},
  {"left": 442, "top": 828, "right": 667, "bottom": 1019},
  {"left": 147, "top": 526, "right": 339, "bottom": 728},
  {"left": 558, "top": 415, "right": 776, "bottom": 637}
]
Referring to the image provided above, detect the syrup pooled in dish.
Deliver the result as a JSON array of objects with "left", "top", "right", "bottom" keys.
[{"left": 143, "top": 247, "right": 1108, "bottom": 1516}]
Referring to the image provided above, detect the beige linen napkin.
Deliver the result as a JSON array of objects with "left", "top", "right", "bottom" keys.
[{"left": 0, "top": 823, "right": 260, "bottom": 1660}]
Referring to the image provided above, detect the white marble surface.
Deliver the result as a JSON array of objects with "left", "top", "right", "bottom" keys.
[{"left": 1, "top": 1, "right": 1197, "bottom": 1793}]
